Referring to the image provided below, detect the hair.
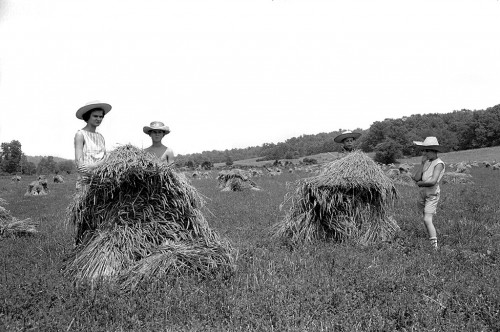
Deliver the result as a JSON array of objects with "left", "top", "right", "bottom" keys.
[{"left": 82, "top": 108, "right": 105, "bottom": 122}]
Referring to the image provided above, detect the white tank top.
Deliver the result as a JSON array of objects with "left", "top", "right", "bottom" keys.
[
  {"left": 422, "top": 158, "right": 445, "bottom": 194},
  {"left": 78, "top": 129, "right": 106, "bottom": 165}
]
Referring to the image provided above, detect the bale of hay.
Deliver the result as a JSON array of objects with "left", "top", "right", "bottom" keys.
[
  {"left": 441, "top": 172, "right": 474, "bottom": 184},
  {"left": 389, "top": 172, "right": 416, "bottom": 187},
  {"left": 217, "top": 169, "right": 260, "bottom": 191},
  {"left": 455, "top": 162, "right": 470, "bottom": 174},
  {"left": 0, "top": 204, "right": 38, "bottom": 238},
  {"left": 11, "top": 175, "right": 21, "bottom": 182},
  {"left": 63, "top": 145, "right": 235, "bottom": 288},
  {"left": 25, "top": 179, "right": 48, "bottom": 196},
  {"left": 53, "top": 175, "right": 64, "bottom": 183},
  {"left": 273, "top": 150, "right": 399, "bottom": 245},
  {"left": 398, "top": 163, "right": 412, "bottom": 174},
  {"left": 387, "top": 169, "right": 400, "bottom": 177}
]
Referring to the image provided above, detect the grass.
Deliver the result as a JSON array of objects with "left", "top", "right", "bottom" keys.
[{"left": 0, "top": 160, "right": 499, "bottom": 331}]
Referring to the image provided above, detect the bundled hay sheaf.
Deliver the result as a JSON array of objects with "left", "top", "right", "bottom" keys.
[
  {"left": 0, "top": 201, "right": 38, "bottom": 238},
  {"left": 386, "top": 170, "right": 416, "bottom": 187},
  {"left": 441, "top": 172, "right": 474, "bottom": 184},
  {"left": 64, "top": 145, "right": 235, "bottom": 287},
  {"left": 273, "top": 151, "right": 399, "bottom": 245},
  {"left": 217, "top": 169, "right": 260, "bottom": 191},
  {"left": 25, "top": 178, "right": 48, "bottom": 196},
  {"left": 53, "top": 175, "right": 64, "bottom": 183}
]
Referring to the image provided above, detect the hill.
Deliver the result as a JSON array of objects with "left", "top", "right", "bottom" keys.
[
  {"left": 179, "top": 103, "right": 500, "bottom": 166},
  {"left": 27, "top": 155, "right": 72, "bottom": 165}
]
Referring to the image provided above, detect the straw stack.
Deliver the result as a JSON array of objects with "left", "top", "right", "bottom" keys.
[
  {"left": 64, "top": 145, "right": 235, "bottom": 288},
  {"left": 0, "top": 199, "right": 38, "bottom": 238},
  {"left": 217, "top": 169, "right": 260, "bottom": 191},
  {"left": 273, "top": 150, "right": 399, "bottom": 245},
  {"left": 441, "top": 172, "right": 474, "bottom": 184}
]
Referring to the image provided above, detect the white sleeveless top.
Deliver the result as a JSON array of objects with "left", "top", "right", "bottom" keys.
[
  {"left": 421, "top": 158, "right": 445, "bottom": 195},
  {"left": 77, "top": 130, "right": 106, "bottom": 174}
]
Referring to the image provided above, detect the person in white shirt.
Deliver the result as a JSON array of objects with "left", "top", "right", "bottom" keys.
[
  {"left": 412, "top": 137, "right": 446, "bottom": 249},
  {"left": 74, "top": 101, "right": 112, "bottom": 189}
]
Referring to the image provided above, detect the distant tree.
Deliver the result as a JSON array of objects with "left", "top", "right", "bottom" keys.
[
  {"left": 201, "top": 160, "right": 213, "bottom": 170},
  {"left": 23, "top": 161, "right": 37, "bottom": 175},
  {"left": 57, "top": 160, "right": 75, "bottom": 174},
  {"left": 19, "top": 155, "right": 36, "bottom": 175},
  {"left": 37, "top": 156, "right": 57, "bottom": 174},
  {"left": 374, "top": 138, "right": 403, "bottom": 164},
  {"left": 1, "top": 140, "right": 23, "bottom": 174},
  {"left": 185, "top": 160, "right": 195, "bottom": 169}
]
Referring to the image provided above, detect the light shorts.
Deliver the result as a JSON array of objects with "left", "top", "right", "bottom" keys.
[{"left": 417, "top": 190, "right": 440, "bottom": 215}]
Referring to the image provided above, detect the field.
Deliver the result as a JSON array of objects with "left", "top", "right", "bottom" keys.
[{"left": 1, "top": 162, "right": 499, "bottom": 331}]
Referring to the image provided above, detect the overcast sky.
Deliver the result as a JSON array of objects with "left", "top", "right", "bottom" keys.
[{"left": 0, "top": 0, "right": 499, "bottom": 160}]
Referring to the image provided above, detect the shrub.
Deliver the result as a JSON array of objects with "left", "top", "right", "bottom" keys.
[
  {"left": 374, "top": 138, "right": 403, "bottom": 164},
  {"left": 302, "top": 158, "right": 317, "bottom": 165}
]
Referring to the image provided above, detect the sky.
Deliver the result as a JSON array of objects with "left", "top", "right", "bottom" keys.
[{"left": 0, "top": 0, "right": 499, "bottom": 160}]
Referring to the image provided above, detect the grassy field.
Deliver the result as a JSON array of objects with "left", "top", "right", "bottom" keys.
[{"left": 1, "top": 162, "right": 499, "bottom": 331}]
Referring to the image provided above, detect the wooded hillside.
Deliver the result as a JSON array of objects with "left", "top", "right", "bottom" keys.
[{"left": 176, "top": 104, "right": 500, "bottom": 166}]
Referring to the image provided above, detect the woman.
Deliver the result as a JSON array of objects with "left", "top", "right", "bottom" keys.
[
  {"left": 334, "top": 131, "right": 361, "bottom": 153},
  {"left": 74, "top": 101, "right": 112, "bottom": 188},
  {"left": 143, "top": 121, "right": 175, "bottom": 164},
  {"left": 412, "top": 137, "right": 446, "bottom": 249}
]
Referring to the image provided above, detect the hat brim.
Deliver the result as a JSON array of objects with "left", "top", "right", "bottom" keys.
[
  {"left": 143, "top": 126, "right": 170, "bottom": 135},
  {"left": 76, "top": 103, "right": 112, "bottom": 120},
  {"left": 334, "top": 132, "right": 361, "bottom": 143},
  {"left": 413, "top": 143, "right": 446, "bottom": 152}
]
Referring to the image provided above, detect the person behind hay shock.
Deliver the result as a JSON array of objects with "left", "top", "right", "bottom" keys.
[
  {"left": 143, "top": 121, "right": 175, "bottom": 164},
  {"left": 334, "top": 131, "right": 362, "bottom": 153},
  {"left": 412, "top": 137, "right": 446, "bottom": 249},
  {"left": 74, "top": 101, "right": 112, "bottom": 189}
]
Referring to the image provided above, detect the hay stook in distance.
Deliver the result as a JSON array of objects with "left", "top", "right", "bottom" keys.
[
  {"left": 64, "top": 145, "right": 236, "bottom": 289},
  {"left": 273, "top": 150, "right": 400, "bottom": 245},
  {"left": 217, "top": 169, "right": 261, "bottom": 191}
]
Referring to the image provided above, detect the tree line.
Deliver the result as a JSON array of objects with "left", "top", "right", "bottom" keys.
[
  {"left": 176, "top": 104, "right": 500, "bottom": 166},
  {"left": 0, "top": 140, "right": 74, "bottom": 175}
]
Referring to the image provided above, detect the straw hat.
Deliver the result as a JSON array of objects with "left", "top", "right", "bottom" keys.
[
  {"left": 143, "top": 121, "right": 170, "bottom": 135},
  {"left": 334, "top": 131, "right": 362, "bottom": 143},
  {"left": 76, "top": 101, "right": 112, "bottom": 120},
  {"left": 413, "top": 137, "right": 445, "bottom": 152}
]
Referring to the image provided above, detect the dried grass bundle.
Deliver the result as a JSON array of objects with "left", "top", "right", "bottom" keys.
[
  {"left": 441, "top": 172, "right": 474, "bottom": 184},
  {"left": 273, "top": 150, "right": 399, "bottom": 245},
  {"left": 388, "top": 173, "right": 416, "bottom": 187},
  {"left": 64, "top": 145, "right": 235, "bottom": 287},
  {"left": 0, "top": 205, "right": 38, "bottom": 238},
  {"left": 217, "top": 169, "right": 260, "bottom": 191}
]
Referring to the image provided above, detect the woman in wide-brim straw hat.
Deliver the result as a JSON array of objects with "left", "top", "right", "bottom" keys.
[
  {"left": 412, "top": 136, "right": 446, "bottom": 249},
  {"left": 334, "top": 131, "right": 362, "bottom": 153},
  {"left": 143, "top": 121, "right": 175, "bottom": 164},
  {"left": 74, "top": 101, "right": 112, "bottom": 188}
]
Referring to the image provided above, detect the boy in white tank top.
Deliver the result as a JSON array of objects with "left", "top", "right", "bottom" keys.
[{"left": 412, "top": 137, "right": 446, "bottom": 249}]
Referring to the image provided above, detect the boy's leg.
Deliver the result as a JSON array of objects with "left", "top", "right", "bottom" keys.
[
  {"left": 423, "top": 193, "right": 440, "bottom": 249},
  {"left": 423, "top": 213, "right": 438, "bottom": 248}
]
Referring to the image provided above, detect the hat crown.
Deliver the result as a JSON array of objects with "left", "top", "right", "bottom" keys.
[
  {"left": 149, "top": 121, "right": 166, "bottom": 128},
  {"left": 422, "top": 136, "right": 440, "bottom": 146}
]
